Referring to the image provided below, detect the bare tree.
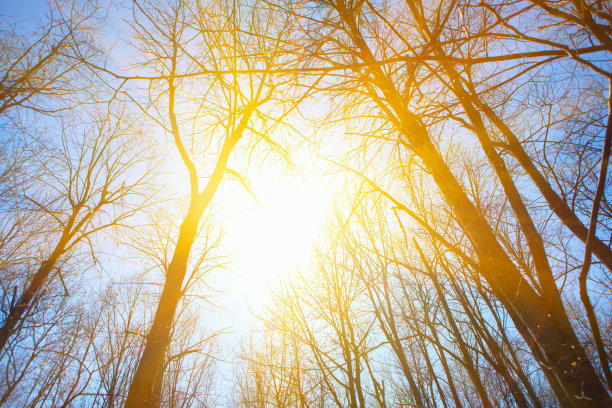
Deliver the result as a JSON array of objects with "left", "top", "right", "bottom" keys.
[
  {"left": 274, "top": 0, "right": 612, "bottom": 404},
  {"left": 0, "top": 0, "right": 103, "bottom": 119},
  {"left": 0, "top": 108, "right": 150, "bottom": 354},
  {"left": 117, "top": 1, "right": 302, "bottom": 406}
]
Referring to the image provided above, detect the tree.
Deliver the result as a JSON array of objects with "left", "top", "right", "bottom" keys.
[
  {"left": 0, "top": 107, "right": 149, "bottom": 354},
  {"left": 2, "top": 0, "right": 612, "bottom": 405},
  {"left": 277, "top": 0, "right": 612, "bottom": 404},
  {"left": 117, "top": 1, "right": 301, "bottom": 406},
  {"left": 0, "top": 0, "right": 103, "bottom": 119}
]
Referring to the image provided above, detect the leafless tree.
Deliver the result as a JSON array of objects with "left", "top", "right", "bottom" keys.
[
  {"left": 0, "top": 108, "right": 150, "bottom": 354},
  {"left": 0, "top": 0, "right": 104, "bottom": 120}
]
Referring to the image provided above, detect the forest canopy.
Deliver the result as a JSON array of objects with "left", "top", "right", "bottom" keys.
[{"left": 0, "top": 0, "right": 612, "bottom": 407}]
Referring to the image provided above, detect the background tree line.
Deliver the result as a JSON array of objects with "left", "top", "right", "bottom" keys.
[{"left": 0, "top": 0, "right": 611, "bottom": 407}]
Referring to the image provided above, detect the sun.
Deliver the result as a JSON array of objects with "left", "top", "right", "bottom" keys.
[{"left": 224, "top": 165, "right": 334, "bottom": 308}]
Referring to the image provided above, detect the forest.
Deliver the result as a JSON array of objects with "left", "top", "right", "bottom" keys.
[{"left": 0, "top": 0, "right": 611, "bottom": 407}]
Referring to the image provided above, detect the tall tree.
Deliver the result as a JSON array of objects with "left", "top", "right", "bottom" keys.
[
  {"left": 280, "top": 0, "right": 612, "bottom": 404},
  {"left": 120, "top": 1, "right": 300, "bottom": 406}
]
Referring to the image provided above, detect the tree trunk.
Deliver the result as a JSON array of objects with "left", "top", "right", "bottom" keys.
[
  {"left": 124, "top": 202, "right": 203, "bottom": 408},
  {"left": 0, "top": 232, "right": 69, "bottom": 354},
  {"left": 413, "top": 133, "right": 610, "bottom": 407},
  {"left": 336, "top": 7, "right": 611, "bottom": 401}
]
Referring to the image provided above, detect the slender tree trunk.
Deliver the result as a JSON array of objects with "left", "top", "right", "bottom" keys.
[
  {"left": 418, "top": 258, "right": 492, "bottom": 408},
  {"left": 369, "top": 267, "right": 426, "bottom": 407},
  {"left": 478, "top": 289, "right": 544, "bottom": 408},
  {"left": 417, "top": 333, "right": 450, "bottom": 408},
  {"left": 0, "top": 223, "right": 73, "bottom": 354},
  {"left": 124, "top": 202, "right": 204, "bottom": 408},
  {"left": 428, "top": 316, "right": 463, "bottom": 408},
  {"left": 449, "top": 277, "right": 531, "bottom": 408}
]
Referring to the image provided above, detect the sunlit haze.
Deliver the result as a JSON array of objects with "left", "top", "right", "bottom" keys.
[{"left": 225, "top": 164, "right": 336, "bottom": 310}]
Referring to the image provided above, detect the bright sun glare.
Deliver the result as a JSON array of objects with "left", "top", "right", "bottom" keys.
[{"left": 225, "top": 167, "right": 333, "bottom": 307}]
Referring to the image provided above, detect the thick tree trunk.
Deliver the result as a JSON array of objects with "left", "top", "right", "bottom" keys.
[
  {"left": 0, "top": 223, "right": 72, "bottom": 355},
  {"left": 476, "top": 95, "right": 612, "bottom": 273},
  {"left": 429, "top": 53, "right": 608, "bottom": 406},
  {"left": 124, "top": 52, "right": 247, "bottom": 405},
  {"left": 336, "top": 7, "right": 610, "bottom": 401},
  {"left": 413, "top": 134, "right": 611, "bottom": 407}
]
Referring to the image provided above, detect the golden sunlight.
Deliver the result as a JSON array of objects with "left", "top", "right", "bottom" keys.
[{"left": 225, "top": 166, "right": 334, "bottom": 305}]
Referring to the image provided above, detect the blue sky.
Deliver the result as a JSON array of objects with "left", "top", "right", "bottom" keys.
[{"left": 0, "top": 0, "right": 47, "bottom": 22}]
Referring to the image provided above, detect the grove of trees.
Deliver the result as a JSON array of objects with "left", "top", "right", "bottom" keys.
[{"left": 1, "top": 0, "right": 612, "bottom": 407}]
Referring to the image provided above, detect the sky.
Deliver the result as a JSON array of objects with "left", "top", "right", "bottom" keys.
[
  {"left": 0, "top": 0, "right": 340, "bottom": 289},
  {"left": 1, "top": 0, "right": 47, "bottom": 24},
  {"left": 0, "top": 0, "right": 357, "bottom": 386}
]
